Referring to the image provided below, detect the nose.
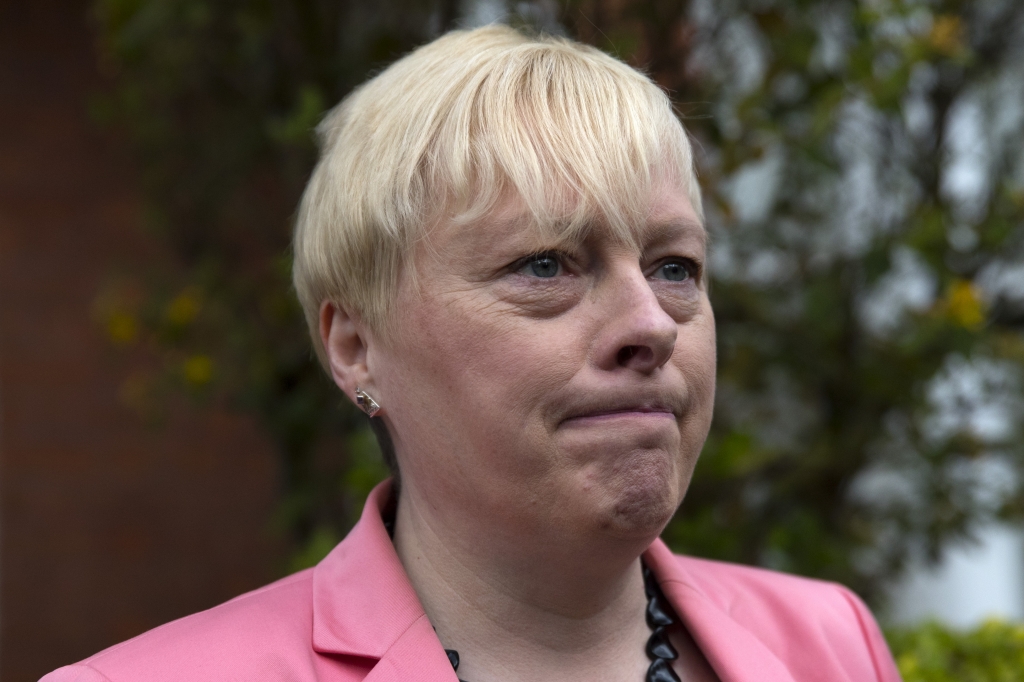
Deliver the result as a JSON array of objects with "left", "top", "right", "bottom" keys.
[{"left": 590, "top": 264, "right": 678, "bottom": 374}]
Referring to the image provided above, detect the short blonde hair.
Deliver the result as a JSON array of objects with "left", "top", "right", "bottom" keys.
[{"left": 293, "top": 25, "right": 701, "bottom": 365}]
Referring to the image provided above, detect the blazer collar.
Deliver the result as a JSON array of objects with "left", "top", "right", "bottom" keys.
[
  {"left": 312, "top": 481, "right": 460, "bottom": 682},
  {"left": 643, "top": 539, "right": 797, "bottom": 682},
  {"left": 312, "top": 480, "right": 428, "bottom": 657}
]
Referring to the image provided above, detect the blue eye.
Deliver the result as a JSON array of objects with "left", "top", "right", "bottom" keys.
[
  {"left": 655, "top": 261, "right": 692, "bottom": 282},
  {"left": 519, "top": 254, "right": 562, "bottom": 278}
]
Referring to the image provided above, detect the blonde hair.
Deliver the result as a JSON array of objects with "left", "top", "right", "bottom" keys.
[{"left": 293, "top": 24, "right": 701, "bottom": 365}]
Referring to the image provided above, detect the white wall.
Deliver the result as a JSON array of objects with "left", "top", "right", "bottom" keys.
[{"left": 887, "top": 523, "right": 1024, "bottom": 627}]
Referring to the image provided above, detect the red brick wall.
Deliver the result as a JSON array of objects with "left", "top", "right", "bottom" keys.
[{"left": 0, "top": 3, "right": 286, "bottom": 680}]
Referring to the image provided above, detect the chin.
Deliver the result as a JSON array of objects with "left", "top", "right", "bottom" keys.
[{"left": 594, "top": 449, "right": 683, "bottom": 538}]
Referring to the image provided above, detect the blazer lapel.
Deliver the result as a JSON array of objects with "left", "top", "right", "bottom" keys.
[
  {"left": 644, "top": 540, "right": 798, "bottom": 682},
  {"left": 361, "top": 614, "right": 459, "bottom": 682},
  {"left": 312, "top": 480, "right": 455, "bottom": 682}
]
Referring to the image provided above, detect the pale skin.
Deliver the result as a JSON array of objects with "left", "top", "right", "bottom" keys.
[{"left": 321, "top": 182, "right": 720, "bottom": 682}]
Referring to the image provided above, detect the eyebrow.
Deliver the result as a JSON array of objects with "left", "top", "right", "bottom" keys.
[
  {"left": 464, "top": 206, "right": 708, "bottom": 255},
  {"left": 642, "top": 217, "right": 708, "bottom": 249}
]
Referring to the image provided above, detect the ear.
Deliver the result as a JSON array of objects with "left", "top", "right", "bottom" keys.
[{"left": 319, "top": 300, "right": 374, "bottom": 405}]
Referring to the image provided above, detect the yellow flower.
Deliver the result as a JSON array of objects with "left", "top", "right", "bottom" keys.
[
  {"left": 182, "top": 354, "right": 213, "bottom": 386},
  {"left": 901, "top": 647, "right": 925, "bottom": 675},
  {"left": 165, "top": 290, "right": 201, "bottom": 326},
  {"left": 929, "top": 15, "right": 964, "bottom": 56},
  {"left": 107, "top": 311, "right": 138, "bottom": 346},
  {"left": 896, "top": 652, "right": 919, "bottom": 676},
  {"left": 946, "top": 279, "right": 985, "bottom": 329}
]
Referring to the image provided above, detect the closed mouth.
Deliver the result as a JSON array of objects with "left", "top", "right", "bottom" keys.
[{"left": 562, "top": 405, "right": 676, "bottom": 424}]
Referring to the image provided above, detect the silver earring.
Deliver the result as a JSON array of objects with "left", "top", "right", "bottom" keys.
[{"left": 355, "top": 387, "right": 381, "bottom": 417}]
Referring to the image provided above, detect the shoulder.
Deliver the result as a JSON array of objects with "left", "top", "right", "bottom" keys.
[
  {"left": 665, "top": 554, "right": 901, "bottom": 682},
  {"left": 41, "top": 570, "right": 319, "bottom": 682},
  {"left": 673, "top": 553, "right": 861, "bottom": 608}
]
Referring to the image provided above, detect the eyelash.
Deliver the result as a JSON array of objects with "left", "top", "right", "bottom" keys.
[
  {"left": 510, "top": 253, "right": 702, "bottom": 280},
  {"left": 648, "top": 257, "right": 701, "bottom": 281},
  {"left": 511, "top": 251, "right": 568, "bottom": 275}
]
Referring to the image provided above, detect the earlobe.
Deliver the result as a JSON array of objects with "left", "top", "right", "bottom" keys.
[{"left": 319, "top": 300, "right": 372, "bottom": 399}]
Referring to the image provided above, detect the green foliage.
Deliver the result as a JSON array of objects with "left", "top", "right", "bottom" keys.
[
  {"left": 887, "top": 620, "right": 1024, "bottom": 681},
  {"left": 93, "top": 0, "right": 1024, "bottom": 595}
]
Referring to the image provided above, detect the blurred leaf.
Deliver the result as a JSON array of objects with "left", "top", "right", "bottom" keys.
[{"left": 887, "top": 619, "right": 1024, "bottom": 682}]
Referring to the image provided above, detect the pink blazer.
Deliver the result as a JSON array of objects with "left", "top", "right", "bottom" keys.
[{"left": 42, "top": 482, "right": 901, "bottom": 682}]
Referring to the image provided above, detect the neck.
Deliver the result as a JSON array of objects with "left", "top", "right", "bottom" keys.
[{"left": 392, "top": 483, "right": 657, "bottom": 680}]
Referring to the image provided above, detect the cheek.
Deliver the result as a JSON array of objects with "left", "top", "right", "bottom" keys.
[
  {"left": 675, "top": 308, "right": 717, "bottom": 436},
  {"left": 416, "top": 305, "right": 523, "bottom": 393},
  {"left": 386, "top": 291, "right": 574, "bottom": 441}
]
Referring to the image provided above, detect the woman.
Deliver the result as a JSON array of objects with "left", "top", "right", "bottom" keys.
[{"left": 43, "top": 25, "right": 901, "bottom": 682}]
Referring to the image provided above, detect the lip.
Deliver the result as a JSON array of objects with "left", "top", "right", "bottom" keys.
[
  {"left": 562, "top": 409, "right": 675, "bottom": 426},
  {"left": 559, "top": 399, "right": 679, "bottom": 426}
]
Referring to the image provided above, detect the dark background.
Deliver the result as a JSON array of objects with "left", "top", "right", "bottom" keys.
[{"left": 0, "top": 3, "right": 284, "bottom": 679}]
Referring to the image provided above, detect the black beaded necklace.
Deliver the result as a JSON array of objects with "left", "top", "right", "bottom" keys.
[
  {"left": 641, "top": 562, "right": 684, "bottom": 682},
  {"left": 383, "top": 518, "right": 681, "bottom": 682},
  {"left": 443, "top": 563, "right": 682, "bottom": 682}
]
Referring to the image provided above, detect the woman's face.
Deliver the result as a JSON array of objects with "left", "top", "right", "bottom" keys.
[{"left": 369, "top": 182, "right": 716, "bottom": 545}]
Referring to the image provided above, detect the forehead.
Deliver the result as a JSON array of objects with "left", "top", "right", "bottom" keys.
[{"left": 431, "top": 183, "right": 706, "bottom": 258}]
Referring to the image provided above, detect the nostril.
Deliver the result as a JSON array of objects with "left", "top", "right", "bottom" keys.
[
  {"left": 616, "top": 344, "right": 662, "bottom": 369},
  {"left": 617, "top": 345, "right": 641, "bottom": 365}
]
